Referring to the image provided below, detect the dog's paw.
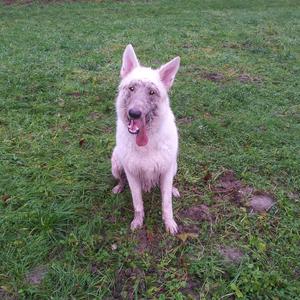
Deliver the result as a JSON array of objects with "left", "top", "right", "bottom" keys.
[
  {"left": 165, "top": 218, "right": 178, "bottom": 235},
  {"left": 112, "top": 184, "right": 124, "bottom": 194},
  {"left": 172, "top": 187, "right": 180, "bottom": 198},
  {"left": 130, "top": 215, "right": 144, "bottom": 231}
]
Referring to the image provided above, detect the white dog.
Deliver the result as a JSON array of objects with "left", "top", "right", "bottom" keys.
[{"left": 111, "top": 44, "right": 180, "bottom": 234}]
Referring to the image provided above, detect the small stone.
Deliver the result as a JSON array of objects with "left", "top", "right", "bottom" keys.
[{"left": 250, "top": 194, "right": 275, "bottom": 212}]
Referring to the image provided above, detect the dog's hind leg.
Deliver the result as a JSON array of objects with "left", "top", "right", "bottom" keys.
[{"left": 111, "top": 148, "right": 126, "bottom": 194}]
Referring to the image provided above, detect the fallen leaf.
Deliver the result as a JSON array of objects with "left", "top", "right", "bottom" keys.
[
  {"left": 146, "top": 231, "right": 154, "bottom": 242},
  {"left": 177, "top": 232, "right": 199, "bottom": 242},
  {"left": 203, "top": 171, "right": 212, "bottom": 183},
  {"left": 2, "top": 194, "right": 10, "bottom": 202},
  {"left": 79, "top": 138, "right": 85, "bottom": 147}
]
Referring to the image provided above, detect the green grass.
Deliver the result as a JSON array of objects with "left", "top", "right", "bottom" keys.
[{"left": 0, "top": 0, "right": 299, "bottom": 298}]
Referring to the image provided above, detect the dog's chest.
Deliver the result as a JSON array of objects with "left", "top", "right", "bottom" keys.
[{"left": 122, "top": 145, "right": 173, "bottom": 191}]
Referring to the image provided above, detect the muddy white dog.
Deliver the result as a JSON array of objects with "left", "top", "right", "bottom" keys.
[{"left": 111, "top": 44, "right": 180, "bottom": 234}]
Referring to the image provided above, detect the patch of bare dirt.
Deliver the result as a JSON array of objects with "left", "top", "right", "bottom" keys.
[
  {"left": 51, "top": 122, "right": 69, "bottom": 133},
  {"left": 113, "top": 267, "right": 145, "bottom": 299},
  {"left": 203, "top": 72, "right": 224, "bottom": 82},
  {"left": 210, "top": 170, "right": 275, "bottom": 213},
  {"left": 178, "top": 224, "right": 199, "bottom": 234},
  {"left": 134, "top": 229, "right": 149, "bottom": 253},
  {"left": 88, "top": 111, "right": 102, "bottom": 120},
  {"left": 179, "top": 204, "right": 211, "bottom": 222},
  {"left": 219, "top": 246, "right": 244, "bottom": 264},
  {"left": 25, "top": 265, "right": 48, "bottom": 285},
  {"left": 237, "top": 73, "right": 262, "bottom": 83},
  {"left": 222, "top": 41, "right": 252, "bottom": 50},
  {"left": 0, "top": 288, "right": 17, "bottom": 300},
  {"left": 3, "top": 0, "right": 16, "bottom": 5},
  {"left": 180, "top": 183, "right": 204, "bottom": 198},
  {"left": 177, "top": 116, "right": 193, "bottom": 125},
  {"left": 3, "top": 0, "right": 77, "bottom": 5},
  {"left": 180, "top": 278, "right": 202, "bottom": 299},
  {"left": 68, "top": 91, "right": 82, "bottom": 97},
  {"left": 183, "top": 43, "right": 193, "bottom": 49},
  {"left": 212, "top": 170, "right": 245, "bottom": 203},
  {"left": 133, "top": 229, "right": 161, "bottom": 254}
]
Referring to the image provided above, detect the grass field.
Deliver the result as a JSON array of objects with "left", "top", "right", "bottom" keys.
[{"left": 0, "top": 0, "right": 300, "bottom": 298}]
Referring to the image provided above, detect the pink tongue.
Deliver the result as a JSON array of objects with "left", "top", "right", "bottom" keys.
[{"left": 134, "top": 119, "right": 148, "bottom": 147}]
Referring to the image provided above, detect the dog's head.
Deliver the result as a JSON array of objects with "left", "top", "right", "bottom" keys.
[{"left": 116, "top": 44, "right": 180, "bottom": 147}]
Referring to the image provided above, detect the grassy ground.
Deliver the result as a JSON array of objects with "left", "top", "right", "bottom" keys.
[{"left": 0, "top": 0, "right": 300, "bottom": 298}]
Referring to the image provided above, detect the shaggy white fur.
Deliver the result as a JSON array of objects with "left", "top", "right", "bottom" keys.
[{"left": 111, "top": 44, "right": 180, "bottom": 234}]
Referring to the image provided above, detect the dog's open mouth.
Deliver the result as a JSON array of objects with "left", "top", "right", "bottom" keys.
[
  {"left": 128, "top": 119, "right": 140, "bottom": 134},
  {"left": 128, "top": 118, "right": 148, "bottom": 147}
]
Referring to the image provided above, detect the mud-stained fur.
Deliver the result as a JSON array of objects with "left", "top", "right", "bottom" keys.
[{"left": 111, "top": 44, "right": 180, "bottom": 234}]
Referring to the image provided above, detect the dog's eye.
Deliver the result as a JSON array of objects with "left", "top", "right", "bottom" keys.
[
  {"left": 129, "top": 86, "right": 134, "bottom": 92},
  {"left": 149, "top": 90, "right": 155, "bottom": 95}
]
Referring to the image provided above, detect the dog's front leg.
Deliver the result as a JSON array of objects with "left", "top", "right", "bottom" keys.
[
  {"left": 126, "top": 171, "right": 144, "bottom": 231},
  {"left": 160, "top": 170, "right": 178, "bottom": 235}
]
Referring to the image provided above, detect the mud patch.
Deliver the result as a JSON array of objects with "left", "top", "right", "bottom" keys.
[
  {"left": 180, "top": 278, "right": 202, "bottom": 299},
  {"left": 0, "top": 288, "right": 17, "bottom": 300},
  {"left": 223, "top": 41, "right": 252, "bottom": 50},
  {"left": 237, "top": 73, "right": 262, "bottom": 83},
  {"left": 250, "top": 193, "right": 275, "bottom": 212},
  {"left": 4, "top": 0, "right": 78, "bottom": 5},
  {"left": 25, "top": 265, "right": 48, "bottom": 285},
  {"left": 51, "top": 122, "right": 69, "bottom": 133},
  {"left": 133, "top": 229, "right": 161, "bottom": 254},
  {"left": 113, "top": 267, "right": 145, "bottom": 299},
  {"left": 213, "top": 170, "right": 253, "bottom": 204},
  {"left": 88, "top": 111, "right": 102, "bottom": 120},
  {"left": 219, "top": 246, "right": 244, "bottom": 264},
  {"left": 203, "top": 72, "right": 224, "bottom": 82},
  {"left": 178, "top": 224, "right": 199, "bottom": 234},
  {"left": 67, "top": 91, "right": 84, "bottom": 97},
  {"left": 180, "top": 183, "right": 204, "bottom": 198},
  {"left": 179, "top": 204, "right": 211, "bottom": 222},
  {"left": 134, "top": 229, "right": 149, "bottom": 253},
  {"left": 212, "top": 170, "right": 244, "bottom": 203},
  {"left": 211, "top": 170, "right": 275, "bottom": 213},
  {"left": 177, "top": 116, "right": 193, "bottom": 125}
]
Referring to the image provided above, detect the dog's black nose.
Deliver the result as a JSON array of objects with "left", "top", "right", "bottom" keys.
[{"left": 128, "top": 109, "right": 142, "bottom": 119}]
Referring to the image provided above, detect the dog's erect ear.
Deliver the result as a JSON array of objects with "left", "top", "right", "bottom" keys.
[
  {"left": 120, "top": 44, "right": 140, "bottom": 79},
  {"left": 158, "top": 57, "right": 180, "bottom": 90}
]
